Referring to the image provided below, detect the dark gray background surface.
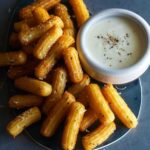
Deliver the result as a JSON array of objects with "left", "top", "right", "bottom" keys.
[{"left": 0, "top": 0, "right": 150, "bottom": 150}]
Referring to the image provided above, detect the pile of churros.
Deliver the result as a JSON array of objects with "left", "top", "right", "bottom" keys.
[{"left": 1, "top": 0, "right": 138, "bottom": 149}]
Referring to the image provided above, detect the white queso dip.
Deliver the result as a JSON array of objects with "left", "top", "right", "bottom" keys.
[{"left": 85, "top": 16, "right": 146, "bottom": 69}]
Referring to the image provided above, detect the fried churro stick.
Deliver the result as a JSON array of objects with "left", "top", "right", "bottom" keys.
[
  {"left": 19, "top": 0, "right": 60, "bottom": 19},
  {"left": 54, "top": 4, "right": 75, "bottom": 37},
  {"left": 82, "top": 122, "right": 116, "bottom": 150},
  {"left": 9, "top": 94, "right": 43, "bottom": 109},
  {"left": 0, "top": 51, "right": 27, "bottom": 67},
  {"left": 62, "top": 102, "right": 85, "bottom": 150},
  {"left": 63, "top": 47, "right": 83, "bottom": 83},
  {"left": 33, "top": 7, "right": 50, "bottom": 23},
  {"left": 6, "top": 107, "right": 41, "bottom": 137},
  {"left": 19, "top": 16, "right": 64, "bottom": 45},
  {"left": 80, "top": 108, "right": 98, "bottom": 132},
  {"left": 41, "top": 91, "right": 75, "bottom": 137},
  {"left": 15, "top": 77, "right": 52, "bottom": 97},
  {"left": 42, "top": 67, "right": 67, "bottom": 114},
  {"left": 85, "top": 84, "right": 115, "bottom": 125},
  {"left": 102, "top": 84, "right": 138, "bottom": 128},
  {"left": 69, "top": 0, "right": 89, "bottom": 27},
  {"left": 7, "top": 59, "right": 38, "bottom": 79},
  {"left": 35, "top": 35, "right": 75, "bottom": 80},
  {"left": 33, "top": 26, "right": 63, "bottom": 59}
]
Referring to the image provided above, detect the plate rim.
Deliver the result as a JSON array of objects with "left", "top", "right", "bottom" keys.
[{"left": 4, "top": 0, "right": 143, "bottom": 150}]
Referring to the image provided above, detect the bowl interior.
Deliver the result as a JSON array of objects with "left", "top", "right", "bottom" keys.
[{"left": 78, "top": 9, "right": 150, "bottom": 75}]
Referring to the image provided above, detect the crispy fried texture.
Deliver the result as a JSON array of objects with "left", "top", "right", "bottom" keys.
[
  {"left": 33, "top": 26, "right": 63, "bottom": 59},
  {"left": 69, "top": 0, "right": 89, "bottom": 27},
  {"left": 6, "top": 107, "right": 41, "bottom": 137},
  {"left": 62, "top": 102, "right": 85, "bottom": 150},
  {"left": 0, "top": 51, "right": 27, "bottom": 67},
  {"left": 102, "top": 84, "right": 138, "bottom": 128},
  {"left": 80, "top": 108, "right": 98, "bottom": 132},
  {"left": 63, "top": 47, "right": 83, "bottom": 83},
  {"left": 54, "top": 4, "right": 75, "bottom": 37},
  {"left": 82, "top": 122, "right": 116, "bottom": 150},
  {"left": 42, "top": 67, "right": 67, "bottom": 114},
  {"left": 9, "top": 95, "right": 43, "bottom": 109},
  {"left": 19, "top": 0, "right": 60, "bottom": 19},
  {"left": 15, "top": 77, "right": 52, "bottom": 97},
  {"left": 35, "top": 35, "right": 74, "bottom": 80},
  {"left": 19, "top": 16, "right": 64, "bottom": 45},
  {"left": 41, "top": 91, "right": 75, "bottom": 137},
  {"left": 85, "top": 84, "right": 115, "bottom": 125}
]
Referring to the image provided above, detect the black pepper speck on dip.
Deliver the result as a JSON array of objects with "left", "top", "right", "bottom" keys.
[{"left": 86, "top": 17, "right": 146, "bottom": 69}]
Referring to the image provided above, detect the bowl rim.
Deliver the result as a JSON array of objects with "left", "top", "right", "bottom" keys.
[{"left": 78, "top": 8, "right": 150, "bottom": 76}]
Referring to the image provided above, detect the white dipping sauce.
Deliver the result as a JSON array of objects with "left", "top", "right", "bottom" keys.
[{"left": 85, "top": 17, "right": 146, "bottom": 69}]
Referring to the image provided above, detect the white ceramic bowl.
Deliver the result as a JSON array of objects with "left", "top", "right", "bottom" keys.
[{"left": 77, "top": 8, "right": 150, "bottom": 84}]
